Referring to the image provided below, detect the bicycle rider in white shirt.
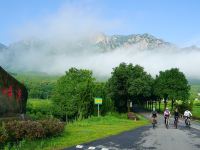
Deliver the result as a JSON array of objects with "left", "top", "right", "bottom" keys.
[{"left": 184, "top": 110, "right": 192, "bottom": 125}]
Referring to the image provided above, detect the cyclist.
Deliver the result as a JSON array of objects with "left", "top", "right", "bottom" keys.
[
  {"left": 184, "top": 109, "right": 192, "bottom": 125},
  {"left": 174, "top": 108, "right": 179, "bottom": 128},
  {"left": 164, "top": 108, "right": 170, "bottom": 125},
  {"left": 151, "top": 108, "right": 157, "bottom": 125}
]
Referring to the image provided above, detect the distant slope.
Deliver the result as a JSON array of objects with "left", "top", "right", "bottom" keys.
[
  {"left": 0, "top": 33, "right": 200, "bottom": 80},
  {"left": 0, "top": 43, "right": 7, "bottom": 51},
  {"left": 95, "top": 33, "right": 171, "bottom": 51}
]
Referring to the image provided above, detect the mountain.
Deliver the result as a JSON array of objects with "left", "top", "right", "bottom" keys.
[
  {"left": 1, "top": 33, "right": 200, "bottom": 81},
  {"left": 0, "top": 43, "right": 7, "bottom": 51},
  {"left": 95, "top": 33, "right": 172, "bottom": 51},
  {"left": 182, "top": 45, "right": 200, "bottom": 51},
  {"left": 6, "top": 33, "right": 172, "bottom": 53}
]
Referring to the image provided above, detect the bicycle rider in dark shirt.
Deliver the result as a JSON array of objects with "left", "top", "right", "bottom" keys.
[
  {"left": 151, "top": 108, "right": 157, "bottom": 124},
  {"left": 174, "top": 108, "right": 179, "bottom": 124}
]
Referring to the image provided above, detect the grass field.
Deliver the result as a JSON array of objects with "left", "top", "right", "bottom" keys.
[
  {"left": 9, "top": 114, "right": 149, "bottom": 150},
  {"left": 192, "top": 105, "right": 200, "bottom": 119},
  {"left": 27, "top": 98, "right": 52, "bottom": 106}
]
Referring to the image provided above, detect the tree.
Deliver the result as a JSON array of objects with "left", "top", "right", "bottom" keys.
[
  {"left": 128, "top": 69, "right": 154, "bottom": 106},
  {"left": 93, "top": 82, "right": 114, "bottom": 115},
  {"left": 154, "top": 68, "right": 190, "bottom": 110},
  {"left": 52, "top": 68, "right": 95, "bottom": 121},
  {"left": 107, "top": 63, "right": 132, "bottom": 113},
  {"left": 108, "top": 63, "right": 153, "bottom": 113}
]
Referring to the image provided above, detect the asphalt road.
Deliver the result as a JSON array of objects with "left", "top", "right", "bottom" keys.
[{"left": 65, "top": 114, "right": 200, "bottom": 150}]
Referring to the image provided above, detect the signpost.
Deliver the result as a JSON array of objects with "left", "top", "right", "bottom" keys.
[{"left": 94, "top": 97, "right": 102, "bottom": 117}]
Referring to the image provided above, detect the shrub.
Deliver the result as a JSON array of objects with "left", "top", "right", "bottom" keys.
[
  {"left": 38, "top": 119, "right": 65, "bottom": 137},
  {"left": 4, "top": 120, "right": 45, "bottom": 141},
  {"left": 26, "top": 99, "right": 53, "bottom": 120},
  {"left": 174, "top": 101, "right": 193, "bottom": 114},
  {"left": 23, "top": 121, "right": 45, "bottom": 139},
  {"left": 193, "top": 100, "right": 200, "bottom": 106},
  {"left": 0, "top": 119, "right": 65, "bottom": 147},
  {"left": 0, "top": 123, "right": 8, "bottom": 145}
]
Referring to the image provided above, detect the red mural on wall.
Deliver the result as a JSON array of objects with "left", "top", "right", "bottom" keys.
[
  {"left": 7, "top": 86, "right": 12, "bottom": 97},
  {"left": 1, "top": 88, "right": 7, "bottom": 95},
  {"left": 16, "top": 88, "right": 22, "bottom": 102}
]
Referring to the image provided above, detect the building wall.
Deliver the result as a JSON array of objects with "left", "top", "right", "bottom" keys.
[{"left": 0, "top": 66, "right": 28, "bottom": 117}]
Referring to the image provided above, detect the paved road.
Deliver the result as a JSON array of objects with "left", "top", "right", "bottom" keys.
[{"left": 65, "top": 114, "right": 200, "bottom": 150}]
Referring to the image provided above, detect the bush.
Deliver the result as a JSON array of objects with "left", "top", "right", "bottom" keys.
[
  {"left": 24, "top": 121, "right": 45, "bottom": 140},
  {"left": 26, "top": 99, "right": 53, "bottom": 120},
  {"left": 38, "top": 119, "right": 65, "bottom": 137},
  {"left": 193, "top": 100, "right": 200, "bottom": 106},
  {"left": 0, "top": 123, "right": 8, "bottom": 145},
  {"left": 174, "top": 101, "right": 193, "bottom": 114},
  {"left": 5, "top": 120, "right": 45, "bottom": 141},
  {"left": 0, "top": 119, "right": 65, "bottom": 146}
]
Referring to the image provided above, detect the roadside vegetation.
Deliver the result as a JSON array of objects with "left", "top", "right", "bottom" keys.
[
  {"left": 1, "top": 62, "right": 198, "bottom": 149},
  {"left": 5, "top": 114, "right": 149, "bottom": 150}
]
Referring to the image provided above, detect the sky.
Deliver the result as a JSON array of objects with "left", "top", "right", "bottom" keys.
[
  {"left": 1, "top": 0, "right": 200, "bottom": 80},
  {"left": 1, "top": 0, "right": 200, "bottom": 46}
]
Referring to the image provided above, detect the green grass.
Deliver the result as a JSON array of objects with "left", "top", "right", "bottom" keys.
[
  {"left": 158, "top": 101, "right": 200, "bottom": 120},
  {"left": 192, "top": 105, "right": 200, "bottom": 119},
  {"left": 26, "top": 99, "right": 53, "bottom": 120},
  {"left": 27, "top": 99, "right": 52, "bottom": 106},
  {"left": 11, "top": 114, "right": 149, "bottom": 150}
]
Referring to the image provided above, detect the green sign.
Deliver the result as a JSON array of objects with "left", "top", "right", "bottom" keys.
[{"left": 94, "top": 97, "right": 102, "bottom": 104}]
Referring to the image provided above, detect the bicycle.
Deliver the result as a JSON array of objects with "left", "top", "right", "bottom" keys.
[
  {"left": 152, "top": 117, "right": 157, "bottom": 129},
  {"left": 165, "top": 116, "right": 169, "bottom": 129},
  {"left": 174, "top": 117, "right": 178, "bottom": 129},
  {"left": 185, "top": 117, "right": 191, "bottom": 128}
]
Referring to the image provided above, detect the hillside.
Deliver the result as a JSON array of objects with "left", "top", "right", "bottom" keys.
[
  {"left": 0, "top": 43, "right": 7, "bottom": 51},
  {"left": 95, "top": 33, "right": 171, "bottom": 51}
]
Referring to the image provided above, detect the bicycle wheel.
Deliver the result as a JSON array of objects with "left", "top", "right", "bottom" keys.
[
  {"left": 153, "top": 123, "right": 155, "bottom": 128},
  {"left": 174, "top": 118, "right": 178, "bottom": 129},
  {"left": 166, "top": 119, "right": 169, "bottom": 129},
  {"left": 188, "top": 119, "right": 191, "bottom": 128},
  {"left": 175, "top": 120, "right": 177, "bottom": 128}
]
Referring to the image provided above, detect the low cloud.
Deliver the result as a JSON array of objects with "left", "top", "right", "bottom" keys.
[{"left": 1, "top": 2, "right": 200, "bottom": 81}]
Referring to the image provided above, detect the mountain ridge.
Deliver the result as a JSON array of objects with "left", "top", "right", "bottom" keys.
[
  {"left": 1, "top": 33, "right": 200, "bottom": 51},
  {"left": 95, "top": 33, "right": 172, "bottom": 51},
  {"left": 0, "top": 43, "right": 7, "bottom": 50}
]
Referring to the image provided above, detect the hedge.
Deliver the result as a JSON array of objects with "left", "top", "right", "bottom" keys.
[{"left": 0, "top": 119, "right": 64, "bottom": 145}]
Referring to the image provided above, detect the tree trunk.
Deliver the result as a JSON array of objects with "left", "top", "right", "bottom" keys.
[
  {"left": 155, "top": 101, "right": 157, "bottom": 110},
  {"left": 164, "top": 98, "right": 167, "bottom": 110},
  {"left": 171, "top": 99, "right": 175, "bottom": 111},
  {"left": 159, "top": 100, "right": 161, "bottom": 112},
  {"left": 127, "top": 100, "right": 130, "bottom": 112},
  {"left": 65, "top": 112, "right": 68, "bottom": 122},
  {"left": 150, "top": 100, "right": 152, "bottom": 110},
  {"left": 146, "top": 101, "right": 148, "bottom": 109}
]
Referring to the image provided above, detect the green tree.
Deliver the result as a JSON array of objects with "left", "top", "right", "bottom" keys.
[
  {"left": 154, "top": 68, "right": 190, "bottom": 110},
  {"left": 52, "top": 68, "right": 95, "bottom": 121},
  {"left": 93, "top": 82, "right": 114, "bottom": 115},
  {"left": 108, "top": 63, "right": 153, "bottom": 113},
  {"left": 128, "top": 67, "right": 154, "bottom": 106},
  {"left": 107, "top": 63, "right": 131, "bottom": 113}
]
